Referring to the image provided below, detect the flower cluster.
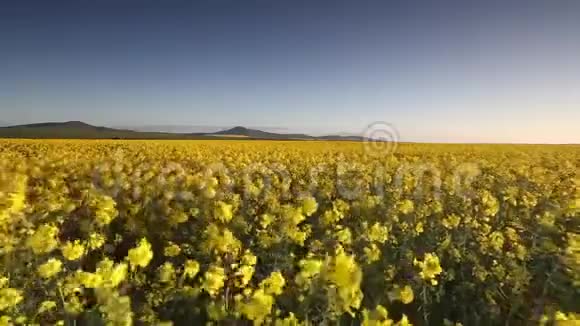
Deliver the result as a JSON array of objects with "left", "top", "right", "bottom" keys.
[{"left": 0, "top": 139, "right": 577, "bottom": 325}]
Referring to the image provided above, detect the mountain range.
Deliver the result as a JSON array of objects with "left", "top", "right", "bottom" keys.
[{"left": 0, "top": 121, "right": 367, "bottom": 141}]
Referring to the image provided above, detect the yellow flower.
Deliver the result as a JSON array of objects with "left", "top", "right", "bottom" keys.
[
  {"left": 414, "top": 222, "right": 424, "bottom": 234},
  {"left": 0, "top": 316, "right": 11, "bottom": 326},
  {"left": 488, "top": 232, "right": 505, "bottom": 252},
  {"left": 301, "top": 197, "right": 318, "bottom": 216},
  {"left": 164, "top": 243, "right": 181, "bottom": 257},
  {"left": 398, "top": 199, "right": 415, "bottom": 214},
  {"left": 95, "top": 288, "right": 133, "bottom": 325},
  {"left": 159, "top": 262, "right": 176, "bottom": 283},
  {"left": 241, "top": 250, "right": 258, "bottom": 266},
  {"left": 323, "top": 247, "right": 363, "bottom": 315},
  {"left": 260, "top": 271, "right": 286, "bottom": 296},
  {"left": 75, "top": 271, "right": 104, "bottom": 288},
  {"left": 362, "top": 305, "right": 393, "bottom": 326},
  {"left": 37, "top": 258, "right": 63, "bottom": 279},
  {"left": 235, "top": 265, "right": 255, "bottom": 288},
  {"left": 26, "top": 224, "right": 59, "bottom": 254},
  {"left": 38, "top": 300, "right": 57, "bottom": 314},
  {"left": 202, "top": 265, "right": 226, "bottom": 297},
  {"left": 61, "top": 240, "right": 85, "bottom": 261},
  {"left": 127, "top": 238, "right": 153, "bottom": 269},
  {"left": 0, "top": 174, "right": 27, "bottom": 224},
  {"left": 183, "top": 260, "right": 200, "bottom": 279},
  {"left": 87, "top": 233, "right": 106, "bottom": 250},
  {"left": 295, "top": 258, "right": 323, "bottom": 287},
  {"left": 203, "top": 224, "right": 242, "bottom": 256},
  {"left": 389, "top": 285, "right": 414, "bottom": 304},
  {"left": 96, "top": 258, "right": 127, "bottom": 288},
  {"left": 368, "top": 223, "right": 389, "bottom": 244},
  {"left": 274, "top": 312, "right": 303, "bottom": 326},
  {"left": 336, "top": 227, "right": 353, "bottom": 245},
  {"left": 214, "top": 201, "right": 234, "bottom": 223},
  {"left": 169, "top": 211, "right": 189, "bottom": 224},
  {"left": 364, "top": 244, "right": 382, "bottom": 263},
  {"left": 94, "top": 195, "right": 118, "bottom": 226},
  {"left": 260, "top": 213, "right": 274, "bottom": 228},
  {"left": 481, "top": 191, "right": 499, "bottom": 217},
  {"left": 414, "top": 253, "right": 443, "bottom": 284},
  {"left": 397, "top": 314, "right": 412, "bottom": 326},
  {"left": 237, "top": 289, "right": 275, "bottom": 325},
  {"left": 442, "top": 215, "right": 461, "bottom": 229},
  {"left": 0, "top": 288, "right": 23, "bottom": 311}
]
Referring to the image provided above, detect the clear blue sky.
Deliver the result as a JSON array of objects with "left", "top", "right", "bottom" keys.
[{"left": 1, "top": 0, "right": 579, "bottom": 143}]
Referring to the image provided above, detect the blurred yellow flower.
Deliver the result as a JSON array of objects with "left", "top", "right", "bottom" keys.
[
  {"left": 164, "top": 243, "right": 181, "bottom": 257},
  {"left": 183, "top": 260, "right": 200, "bottom": 279},
  {"left": 96, "top": 258, "right": 127, "bottom": 288},
  {"left": 202, "top": 265, "right": 226, "bottom": 297},
  {"left": 127, "top": 238, "right": 153, "bottom": 269},
  {"left": 26, "top": 224, "right": 59, "bottom": 254},
  {"left": 301, "top": 197, "right": 318, "bottom": 217},
  {"left": 61, "top": 240, "right": 85, "bottom": 261},
  {"left": 0, "top": 288, "right": 23, "bottom": 311},
  {"left": 37, "top": 258, "right": 63, "bottom": 279},
  {"left": 38, "top": 300, "right": 57, "bottom": 314},
  {"left": 399, "top": 286, "right": 414, "bottom": 304},
  {"left": 87, "top": 233, "right": 106, "bottom": 250},
  {"left": 260, "top": 271, "right": 286, "bottom": 296}
]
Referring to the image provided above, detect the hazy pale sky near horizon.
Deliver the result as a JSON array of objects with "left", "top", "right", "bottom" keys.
[{"left": 1, "top": 0, "right": 579, "bottom": 143}]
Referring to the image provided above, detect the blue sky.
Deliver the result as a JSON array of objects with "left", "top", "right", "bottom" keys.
[{"left": 1, "top": 0, "right": 579, "bottom": 143}]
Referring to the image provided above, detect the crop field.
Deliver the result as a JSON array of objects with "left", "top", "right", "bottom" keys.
[{"left": 0, "top": 139, "right": 578, "bottom": 325}]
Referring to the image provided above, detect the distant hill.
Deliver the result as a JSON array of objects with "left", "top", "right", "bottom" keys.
[
  {"left": 6, "top": 120, "right": 124, "bottom": 132},
  {"left": 206, "top": 126, "right": 314, "bottom": 140},
  {"left": 319, "top": 135, "right": 366, "bottom": 141},
  {"left": 0, "top": 121, "right": 186, "bottom": 139},
  {"left": 0, "top": 121, "right": 367, "bottom": 141}
]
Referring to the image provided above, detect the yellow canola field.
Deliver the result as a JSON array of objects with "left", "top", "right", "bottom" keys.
[{"left": 0, "top": 139, "right": 578, "bottom": 325}]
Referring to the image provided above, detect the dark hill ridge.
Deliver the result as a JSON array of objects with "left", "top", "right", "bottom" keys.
[
  {"left": 10, "top": 120, "right": 95, "bottom": 128},
  {"left": 209, "top": 126, "right": 314, "bottom": 139},
  {"left": 0, "top": 121, "right": 367, "bottom": 141},
  {"left": 0, "top": 121, "right": 169, "bottom": 139},
  {"left": 214, "top": 126, "right": 256, "bottom": 135},
  {"left": 5, "top": 121, "right": 124, "bottom": 132}
]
